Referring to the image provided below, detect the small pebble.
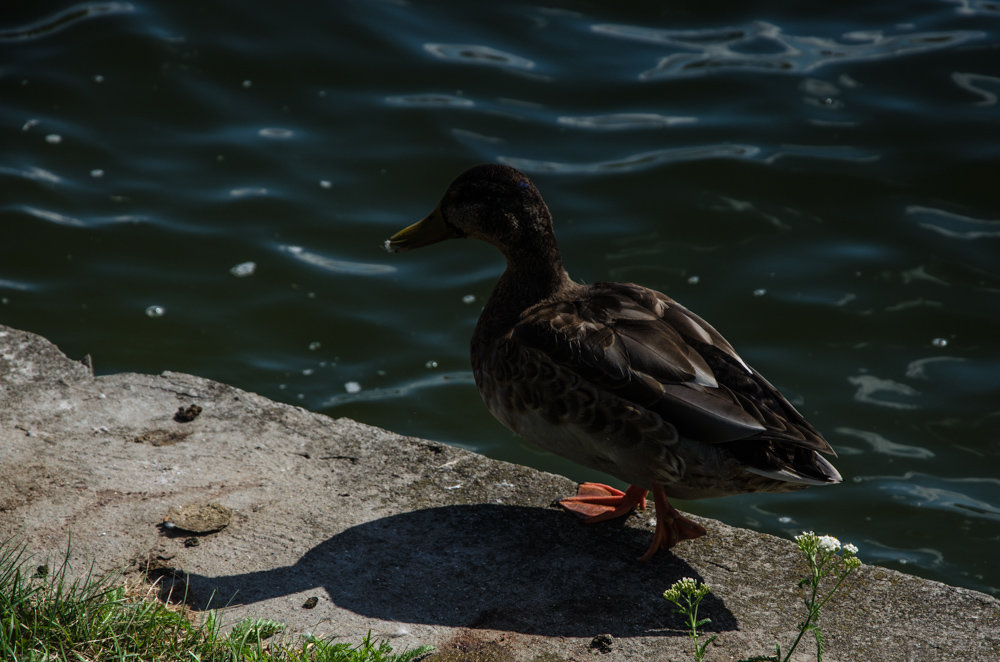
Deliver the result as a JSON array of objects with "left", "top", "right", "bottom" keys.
[
  {"left": 174, "top": 404, "right": 202, "bottom": 423},
  {"left": 145, "top": 305, "right": 166, "bottom": 318},
  {"left": 931, "top": 337, "right": 948, "bottom": 348},
  {"left": 163, "top": 503, "right": 232, "bottom": 534},
  {"left": 590, "top": 633, "right": 614, "bottom": 653},
  {"left": 344, "top": 381, "right": 361, "bottom": 394}
]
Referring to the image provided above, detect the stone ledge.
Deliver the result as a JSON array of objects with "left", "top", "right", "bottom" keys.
[{"left": 1, "top": 324, "right": 998, "bottom": 661}]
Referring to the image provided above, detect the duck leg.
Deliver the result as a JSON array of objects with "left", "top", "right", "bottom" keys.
[
  {"left": 637, "top": 484, "right": 707, "bottom": 562},
  {"left": 559, "top": 483, "right": 648, "bottom": 521}
]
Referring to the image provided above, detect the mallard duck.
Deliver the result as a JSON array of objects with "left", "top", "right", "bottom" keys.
[{"left": 386, "top": 164, "right": 841, "bottom": 561}]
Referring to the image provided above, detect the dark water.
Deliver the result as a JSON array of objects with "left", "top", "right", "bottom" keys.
[{"left": 2, "top": 1, "right": 999, "bottom": 597}]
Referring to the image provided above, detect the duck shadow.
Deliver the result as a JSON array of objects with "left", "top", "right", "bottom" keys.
[{"left": 173, "top": 504, "right": 736, "bottom": 637}]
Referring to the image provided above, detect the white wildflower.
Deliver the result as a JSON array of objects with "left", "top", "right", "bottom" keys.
[
  {"left": 663, "top": 576, "right": 710, "bottom": 603},
  {"left": 843, "top": 543, "right": 859, "bottom": 555},
  {"left": 677, "top": 577, "right": 698, "bottom": 591},
  {"left": 817, "top": 535, "right": 841, "bottom": 553}
]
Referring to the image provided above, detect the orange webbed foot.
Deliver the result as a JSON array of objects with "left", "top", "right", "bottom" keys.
[
  {"left": 558, "top": 483, "right": 648, "bottom": 522},
  {"left": 637, "top": 484, "right": 707, "bottom": 562}
]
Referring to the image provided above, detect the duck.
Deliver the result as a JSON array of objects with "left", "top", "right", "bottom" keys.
[{"left": 385, "top": 164, "right": 841, "bottom": 561}]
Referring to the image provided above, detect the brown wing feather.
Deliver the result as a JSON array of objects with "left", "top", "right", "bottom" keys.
[{"left": 512, "top": 282, "right": 835, "bottom": 458}]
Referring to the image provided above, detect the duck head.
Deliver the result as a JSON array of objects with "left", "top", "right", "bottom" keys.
[{"left": 385, "top": 164, "right": 558, "bottom": 262}]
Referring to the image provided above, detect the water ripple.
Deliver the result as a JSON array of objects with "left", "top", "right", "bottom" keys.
[
  {"left": 19, "top": 206, "right": 85, "bottom": 227},
  {"left": 0, "top": 278, "right": 36, "bottom": 292},
  {"left": 277, "top": 244, "right": 395, "bottom": 276},
  {"left": 0, "top": 165, "right": 62, "bottom": 184},
  {"left": 763, "top": 144, "right": 880, "bottom": 164},
  {"left": 590, "top": 21, "right": 985, "bottom": 79},
  {"left": 556, "top": 113, "right": 696, "bottom": 130},
  {"left": 323, "top": 371, "right": 475, "bottom": 407},
  {"left": 905, "top": 356, "right": 967, "bottom": 380},
  {"left": 501, "top": 144, "right": 759, "bottom": 174},
  {"left": 423, "top": 43, "right": 536, "bottom": 72},
  {"left": 258, "top": 127, "right": 295, "bottom": 139},
  {"left": 872, "top": 472, "right": 1000, "bottom": 520},
  {"left": 385, "top": 94, "right": 475, "bottom": 109},
  {"left": 909, "top": 205, "right": 1000, "bottom": 240},
  {"left": 945, "top": 0, "right": 1000, "bottom": 16},
  {"left": 835, "top": 426, "right": 935, "bottom": 459},
  {"left": 0, "top": 2, "right": 135, "bottom": 42},
  {"left": 951, "top": 72, "right": 1000, "bottom": 106},
  {"left": 8, "top": 203, "right": 153, "bottom": 228},
  {"left": 229, "top": 187, "right": 270, "bottom": 198},
  {"left": 862, "top": 540, "right": 947, "bottom": 570},
  {"left": 848, "top": 374, "right": 920, "bottom": 410}
]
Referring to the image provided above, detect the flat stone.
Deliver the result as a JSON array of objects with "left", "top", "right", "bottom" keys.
[
  {"left": 164, "top": 503, "right": 233, "bottom": 534},
  {"left": 1, "top": 324, "right": 998, "bottom": 661}
]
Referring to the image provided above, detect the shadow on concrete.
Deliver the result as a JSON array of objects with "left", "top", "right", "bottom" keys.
[{"left": 175, "top": 504, "right": 737, "bottom": 637}]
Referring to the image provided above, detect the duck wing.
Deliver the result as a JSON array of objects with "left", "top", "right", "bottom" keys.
[{"left": 510, "top": 282, "right": 838, "bottom": 481}]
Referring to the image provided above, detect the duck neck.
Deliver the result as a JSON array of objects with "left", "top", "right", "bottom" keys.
[{"left": 475, "top": 249, "right": 574, "bottom": 343}]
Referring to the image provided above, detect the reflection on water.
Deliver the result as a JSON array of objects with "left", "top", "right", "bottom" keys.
[
  {"left": 324, "top": 371, "right": 476, "bottom": 408},
  {"left": 835, "top": 426, "right": 935, "bottom": 459},
  {"left": 2, "top": 0, "right": 999, "bottom": 597},
  {"left": 848, "top": 374, "right": 921, "bottom": 410},
  {"left": 386, "top": 94, "right": 475, "bottom": 109},
  {"left": 905, "top": 355, "right": 966, "bottom": 380},
  {"left": 591, "top": 20, "right": 984, "bottom": 79},
  {"left": 909, "top": 205, "right": 1000, "bottom": 240},
  {"left": 279, "top": 245, "right": 396, "bottom": 276},
  {"left": 0, "top": 2, "right": 135, "bottom": 42},
  {"left": 503, "top": 144, "right": 759, "bottom": 173},
  {"left": 871, "top": 473, "right": 1000, "bottom": 521},
  {"left": 424, "top": 43, "right": 537, "bottom": 73},
  {"left": 18, "top": 206, "right": 85, "bottom": 227},
  {"left": 950, "top": 71, "right": 1000, "bottom": 105},
  {"left": 556, "top": 113, "right": 696, "bottom": 130}
]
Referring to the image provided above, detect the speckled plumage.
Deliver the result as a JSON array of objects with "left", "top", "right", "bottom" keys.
[{"left": 387, "top": 163, "right": 841, "bottom": 558}]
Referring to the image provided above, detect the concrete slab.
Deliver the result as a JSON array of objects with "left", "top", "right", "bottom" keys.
[{"left": 2, "top": 324, "right": 998, "bottom": 661}]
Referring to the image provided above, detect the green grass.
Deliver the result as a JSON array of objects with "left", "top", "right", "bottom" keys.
[{"left": 0, "top": 537, "right": 432, "bottom": 662}]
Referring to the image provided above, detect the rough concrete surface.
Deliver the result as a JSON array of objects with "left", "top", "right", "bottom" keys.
[{"left": 1, "top": 324, "right": 998, "bottom": 661}]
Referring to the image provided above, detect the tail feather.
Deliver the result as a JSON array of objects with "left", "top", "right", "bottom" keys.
[{"left": 746, "top": 452, "right": 842, "bottom": 486}]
